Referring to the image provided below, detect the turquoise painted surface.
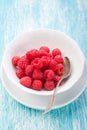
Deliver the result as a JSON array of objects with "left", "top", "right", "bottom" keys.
[{"left": 0, "top": 0, "right": 87, "bottom": 130}]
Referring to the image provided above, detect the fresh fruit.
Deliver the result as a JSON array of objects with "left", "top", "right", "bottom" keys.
[
  {"left": 54, "top": 55, "right": 64, "bottom": 63},
  {"left": 44, "top": 80, "right": 55, "bottom": 90},
  {"left": 44, "top": 69, "right": 55, "bottom": 80},
  {"left": 20, "top": 76, "right": 32, "bottom": 88},
  {"left": 17, "top": 56, "right": 29, "bottom": 69},
  {"left": 12, "top": 56, "right": 20, "bottom": 66},
  {"left": 32, "top": 58, "right": 43, "bottom": 69},
  {"left": 55, "top": 63, "right": 64, "bottom": 75},
  {"left": 16, "top": 69, "right": 25, "bottom": 79},
  {"left": 52, "top": 48, "right": 61, "bottom": 56},
  {"left": 25, "top": 65, "right": 33, "bottom": 76},
  {"left": 32, "top": 69, "right": 43, "bottom": 79},
  {"left": 32, "top": 80, "right": 43, "bottom": 90},
  {"left": 39, "top": 46, "right": 50, "bottom": 53},
  {"left": 12, "top": 46, "right": 64, "bottom": 91}
]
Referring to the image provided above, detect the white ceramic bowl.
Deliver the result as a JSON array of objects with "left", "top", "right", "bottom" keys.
[{"left": 1, "top": 29, "right": 87, "bottom": 109}]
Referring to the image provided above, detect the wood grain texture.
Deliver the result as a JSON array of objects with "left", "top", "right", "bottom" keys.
[{"left": 0, "top": 0, "right": 87, "bottom": 130}]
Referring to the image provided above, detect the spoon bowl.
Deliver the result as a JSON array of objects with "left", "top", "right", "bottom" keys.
[{"left": 63, "top": 57, "right": 71, "bottom": 78}]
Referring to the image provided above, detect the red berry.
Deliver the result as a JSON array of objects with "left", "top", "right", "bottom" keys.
[
  {"left": 52, "top": 48, "right": 61, "bottom": 56},
  {"left": 20, "top": 76, "right": 32, "bottom": 88},
  {"left": 32, "top": 58, "right": 43, "bottom": 69},
  {"left": 39, "top": 50, "right": 49, "bottom": 57},
  {"left": 54, "top": 75, "right": 61, "bottom": 86},
  {"left": 49, "top": 59, "right": 57, "bottom": 71},
  {"left": 44, "top": 69, "right": 55, "bottom": 80},
  {"left": 12, "top": 46, "right": 65, "bottom": 91},
  {"left": 41, "top": 56, "right": 50, "bottom": 67},
  {"left": 39, "top": 46, "right": 50, "bottom": 53},
  {"left": 54, "top": 75, "right": 61, "bottom": 82},
  {"left": 25, "top": 65, "right": 33, "bottom": 76},
  {"left": 26, "top": 49, "right": 39, "bottom": 60},
  {"left": 54, "top": 55, "right": 64, "bottom": 63},
  {"left": 17, "top": 56, "right": 29, "bottom": 69},
  {"left": 32, "top": 69, "right": 43, "bottom": 79},
  {"left": 12, "top": 56, "right": 20, "bottom": 66},
  {"left": 16, "top": 69, "right": 25, "bottom": 79},
  {"left": 32, "top": 80, "right": 43, "bottom": 90},
  {"left": 44, "top": 80, "right": 55, "bottom": 90},
  {"left": 55, "top": 63, "right": 64, "bottom": 75}
]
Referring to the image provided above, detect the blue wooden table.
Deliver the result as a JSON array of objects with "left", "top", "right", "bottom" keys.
[{"left": 0, "top": 1, "right": 87, "bottom": 130}]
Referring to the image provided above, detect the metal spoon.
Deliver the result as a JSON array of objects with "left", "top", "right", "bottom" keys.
[{"left": 43, "top": 57, "right": 71, "bottom": 114}]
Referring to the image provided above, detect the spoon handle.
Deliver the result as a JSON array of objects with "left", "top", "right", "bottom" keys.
[{"left": 43, "top": 79, "right": 62, "bottom": 114}]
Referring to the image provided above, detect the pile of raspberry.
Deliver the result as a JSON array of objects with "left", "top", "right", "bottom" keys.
[{"left": 12, "top": 46, "right": 64, "bottom": 91}]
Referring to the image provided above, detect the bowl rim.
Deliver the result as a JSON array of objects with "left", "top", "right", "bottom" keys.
[{"left": 2, "top": 29, "right": 85, "bottom": 96}]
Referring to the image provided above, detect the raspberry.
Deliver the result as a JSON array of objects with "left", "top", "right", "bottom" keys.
[
  {"left": 39, "top": 46, "right": 50, "bottom": 53},
  {"left": 26, "top": 49, "right": 39, "bottom": 60},
  {"left": 32, "top": 69, "right": 43, "bottom": 79},
  {"left": 44, "top": 69, "right": 55, "bottom": 80},
  {"left": 55, "top": 63, "right": 64, "bottom": 75},
  {"left": 20, "top": 76, "right": 32, "bottom": 88},
  {"left": 12, "top": 56, "right": 20, "bottom": 66},
  {"left": 16, "top": 69, "right": 25, "bottom": 79},
  {"left": 52, "top": 48, "right": 61, "bottom": 56},
  {"left": 41, "top": 56, "right": 50, "bottom": 67},
  {"left": 49, "top": 59, "right": 57, "bottom": 71},
  {"left": 25, "top": 65, "right": 33, "bottom": 76},
  {"left": 12, "top": 46, "right": 65, "bottom": 91},
  {"left": 17, "top": 56, "right": 29, "bottom": 69},
  {"left": 54, "top": 75, "right": 61, "bottom": 86},
  {"left": 54, "top": 75, "right": 61, "bottom": 82},
  {"left": 39, "top": 50, "right": 49, "bottom": 57},
  {"left": 54, "top": 55, "right": 64, "bottom": 63},
  {"left": 32, "top": 58, "right": 43, "bottom": 69},
  {"left": 32, "top": 80, "right": 43, "bottom": 90},
  {"left": 44, "top": 80, "right": 55, "bottom": 90}
]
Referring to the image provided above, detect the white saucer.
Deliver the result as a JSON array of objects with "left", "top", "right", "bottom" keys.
[{"left": 1, "top": 60, "right": 87, "bottom": 110}]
